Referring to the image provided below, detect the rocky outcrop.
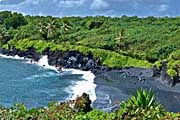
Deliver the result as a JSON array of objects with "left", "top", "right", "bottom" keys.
[
  {"left": 152, "top": 65, "right": 161, "bottom": 77},
  {"left": 1, "top": 47, "right": 101, "bottom": 72},
  {"left": 159, "top": 61, "right": 173, "bottom": 86},
  {"left": 153, "top": 61, "right": 180, "bottom": 86},
  {"left": 43, "top": 48, "right": 98, "bottom": 71},
  {"left": 63, "top": 93, "right": 92, "bottom": 113},
  {"left": 73, "top": 93, "right": 92, "bottom": 112}
]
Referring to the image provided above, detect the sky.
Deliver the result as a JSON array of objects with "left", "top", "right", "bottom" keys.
[{"left": 0, "top": 0, "right": 180, "bottom": 17}]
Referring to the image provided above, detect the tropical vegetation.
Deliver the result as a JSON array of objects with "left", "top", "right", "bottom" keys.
[{"left": 0, "top": 11, "right": 180, "bottom": 119}]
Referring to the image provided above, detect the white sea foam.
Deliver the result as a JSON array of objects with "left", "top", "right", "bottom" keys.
[
  {"left": 37, "top": 56, "right": 97, "bottom": 103},
  {"left": 0, "top": 54, "right": 97, "bottom": 103},
  {"left": 0, "top": 54, "right": 25, "bottom": 60},
  {"left": 36, "top": 55, "right": 59, "bottom": 72},
  {"left": 64, "top": 69, "right": 97, "bottom": 102}
]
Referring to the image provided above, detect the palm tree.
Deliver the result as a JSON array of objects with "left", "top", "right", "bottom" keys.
[
  {"left": 38, "top": 20, "right": 57, "bottom": 40},
  {"left": 38, "top": 22, "right": 48, "bottom": 39},
  {"left": 46, "top": 20, "right": 57, "bottom": 39},
  {"left": 115, "top": 29, "right": 127, "bottom": 49},
  {"left": 60, "top": 19, "right": 72, "bottom": 34}
]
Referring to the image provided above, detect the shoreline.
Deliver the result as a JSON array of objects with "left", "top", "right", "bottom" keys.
[{"left": 1, "top": 48, "right": 180, "bottom": 112}]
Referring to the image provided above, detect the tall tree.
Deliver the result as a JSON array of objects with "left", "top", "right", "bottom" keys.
[
  {"left": 60, "top": 19, "right": 72, "bottom": 34},
  {"left": 38, "top": 22, "right": 48, "bottom": 40},
  {"left": 46, "top": 20, "right": 57, "bottom": 39},
  {"left": 4, "top": 12, "right": 27, "bottom": 29},
  {"left": 115, "top": 29, "right": 128, "bottom": 49},
  {"left": 0, "top": 27, "right": 10, "bottom": 45}
]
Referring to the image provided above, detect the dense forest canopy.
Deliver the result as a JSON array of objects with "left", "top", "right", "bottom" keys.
[{"left": 0, "top": 11, "right": 180, "bottom": 77}]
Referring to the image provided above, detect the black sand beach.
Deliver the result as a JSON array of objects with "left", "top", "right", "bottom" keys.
[{"left": 93, "top": 68, "right": 180, "bottom": 112}]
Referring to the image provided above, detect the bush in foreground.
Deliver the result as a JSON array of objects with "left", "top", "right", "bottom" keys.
[{"left": 117, "top": 89, "right": 166, "bottom": 120}]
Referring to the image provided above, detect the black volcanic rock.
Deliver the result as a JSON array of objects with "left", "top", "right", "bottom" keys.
[
  {"left": 46, "top": 50, "right": 99, "bottom": 71},
  {"left": 158, "top": 61, "right": 176, "bottom": 86},
  {"left": 74, "top": 93, "right": 92, "bottom": 113}
]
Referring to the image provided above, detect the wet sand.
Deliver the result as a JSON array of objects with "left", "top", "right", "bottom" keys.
[{"left": 93, "top": 68, "right": 180, "bottom": 112}]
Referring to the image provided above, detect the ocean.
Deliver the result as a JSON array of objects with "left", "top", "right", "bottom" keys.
[{"left": 0, "top": 55, "right": 96, "bottom": 108}]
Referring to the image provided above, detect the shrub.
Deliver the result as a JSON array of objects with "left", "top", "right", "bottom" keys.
[
  {"left": 118, "top": 88, "right": 166, "bottom": 120},
  {"left": 154, "top": 60, "right": 162, "bottom": 70},
  {"left": 75, "top": 110, "right": 117, "bottom": 120}
]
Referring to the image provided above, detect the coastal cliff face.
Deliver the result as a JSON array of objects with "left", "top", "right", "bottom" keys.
[
  {"left": 43, "top": 48, "right": 98, "bottom": 71},
  {"left": 1, "top": 47, "right": 101, "bottom": 72}
]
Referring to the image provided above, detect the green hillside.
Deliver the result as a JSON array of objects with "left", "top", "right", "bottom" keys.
[{"left": 0, "top": 11, "right": 180, "bottom": 76}]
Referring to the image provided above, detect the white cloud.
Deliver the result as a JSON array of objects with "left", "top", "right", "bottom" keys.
[
  {"left": 58, "top": 0, "right": 86, "bottom": 8},
  {"left": 158, "top": 4, "right": 168, "bottom": 12},
  {"left": 90, "top": 0, "right": 109, "bottom": 10},
  {"left": 21, "top": 0, "right": 44, "bottom": 5},
  {"left": 0, "top": 0, "right": 178, "bottom": 17}
]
